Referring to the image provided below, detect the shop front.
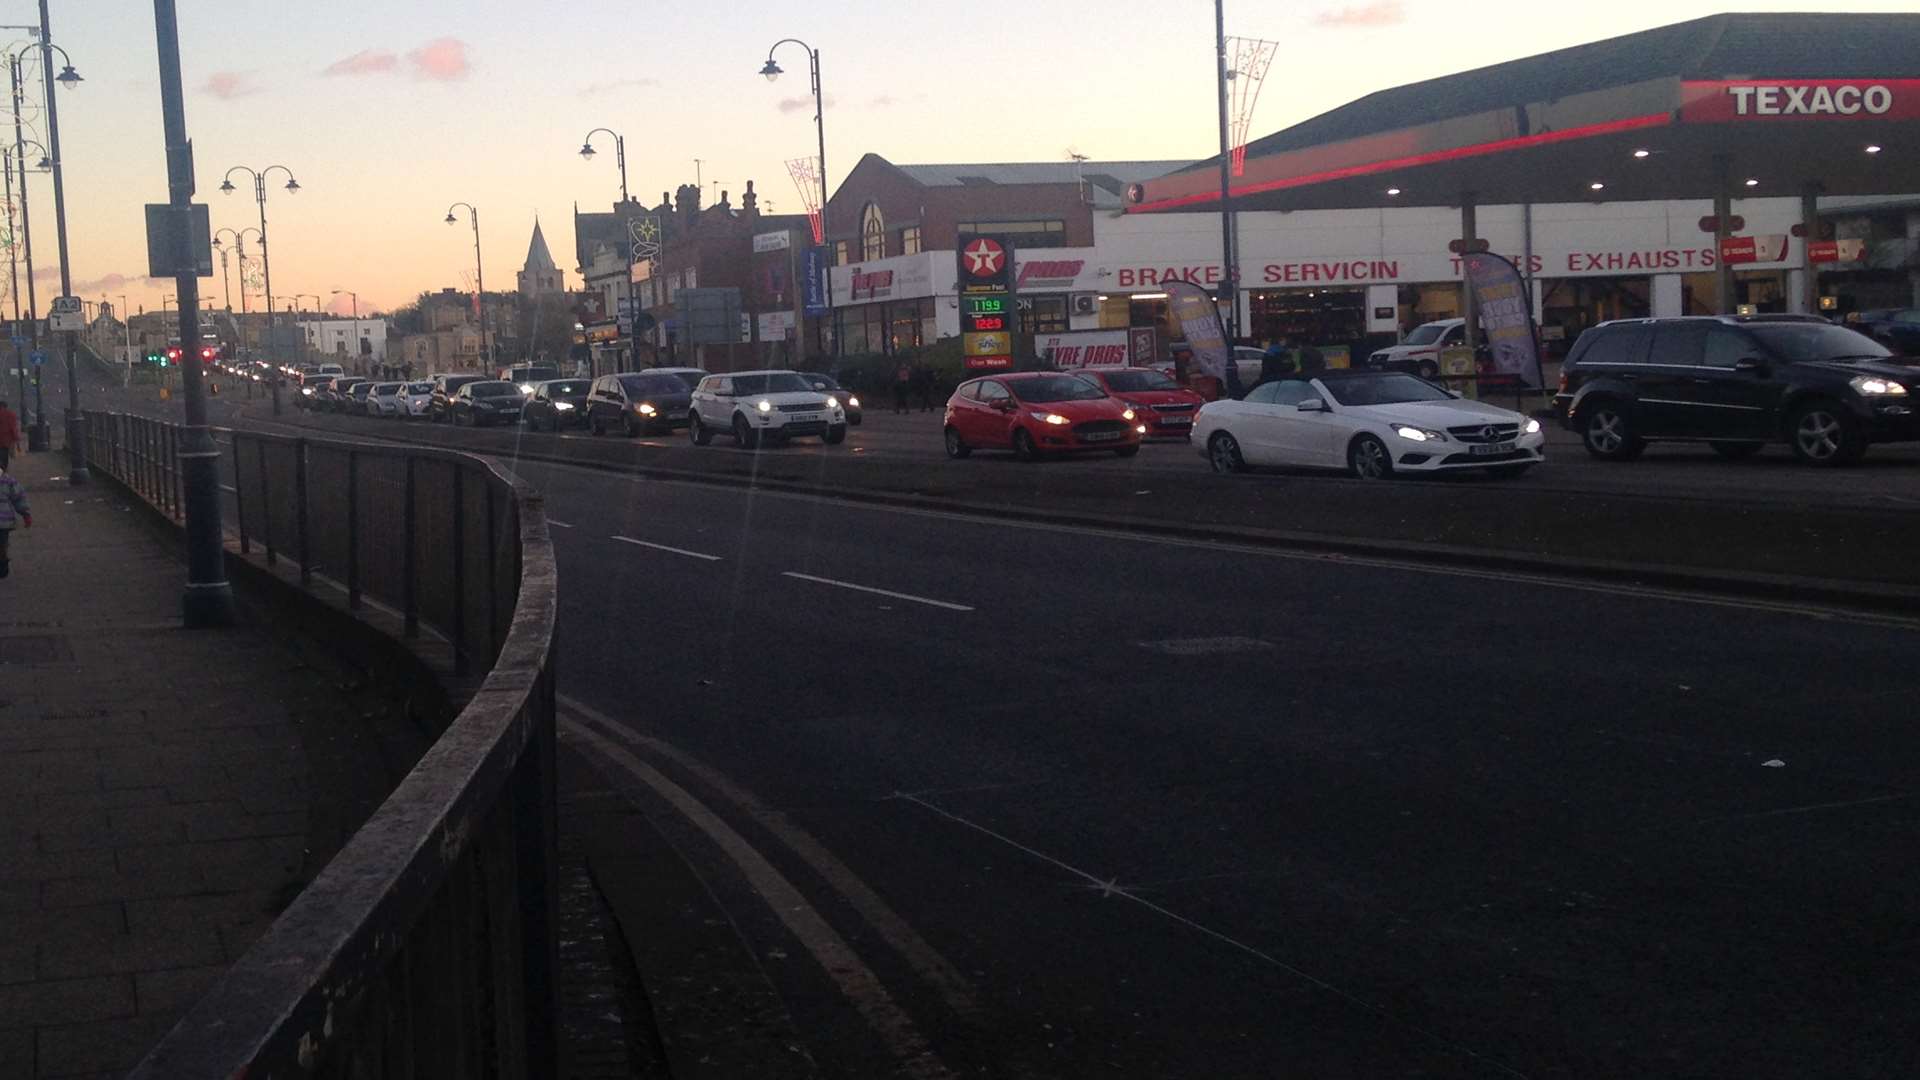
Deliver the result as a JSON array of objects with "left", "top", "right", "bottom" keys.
[{"left": 829, "top": 251, "right": 960, "bottom": 355}]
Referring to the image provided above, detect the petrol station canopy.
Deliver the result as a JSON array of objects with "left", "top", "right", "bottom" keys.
[{"left": 1127, "top": 13, "right": 1920, "bottom": 214}]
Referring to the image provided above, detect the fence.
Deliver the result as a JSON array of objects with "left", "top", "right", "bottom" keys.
[{"left": 81, "top": 411, "right": 562, "bottom": 1079}]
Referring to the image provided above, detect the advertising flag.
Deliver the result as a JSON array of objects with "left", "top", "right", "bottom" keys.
[
  {"left": 802, "top": 248, "right": 829, "bottom": 315},
  {"left": 1164, "top": 280, "right": 1241, "bottom": 397},
  {"left": 1461, "top": 252, "right": 1544, "bottom": 390}
]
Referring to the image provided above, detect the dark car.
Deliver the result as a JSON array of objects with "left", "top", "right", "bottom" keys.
[
  {"left": 500, "top": 364, "right": 562, "bottom": 396},
  {"left": 1555, "top": 315, "right": 1917, "bottom": 465},
  {"left": 799, "top": 372, "right": 862, "bottom": 425},
  {"left": 1849, "top": 308, "right": 1920, "bottom": 354},
  {"left": 585, "top": 372, "right": 694, "bottom": 436},
  {"left": 429, "top": 374, "right": 487, "bottom": 422},
  {"left": 324, "top": 378, "right": 368, "bottom": 412},
  {"left": 297, "top": 374, "right": 337, "bottom": 409},
  {"left": 346, "top": 380, "right": 379, "bottom": 414},
  {"left": 524, "top": 379, "right": 593, "bottom": 432},
  {"left": 449, "top": 380, "right": 526, "bottom": 427}
]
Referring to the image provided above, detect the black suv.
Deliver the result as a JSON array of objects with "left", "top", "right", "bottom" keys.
[
  {"left": 428, "top": 374, "right": 487, "bottom": 422},
  {"left": 1554, "top": 315, "right": 1917, "bottom": 465}
]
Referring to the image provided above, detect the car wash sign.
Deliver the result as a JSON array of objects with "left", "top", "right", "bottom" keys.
[{"left": 1681, "top": 80, "right": 1920, "bottom": 122}]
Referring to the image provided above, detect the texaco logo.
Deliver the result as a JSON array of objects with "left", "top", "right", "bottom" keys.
[{"left": 961, "top": 237, "right": 1007, "bottom": 278}]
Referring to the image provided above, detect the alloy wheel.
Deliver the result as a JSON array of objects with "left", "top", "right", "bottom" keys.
[
  {"left": 1795, "top": 409, "right": 1843, "bottom": 461},
  {"left": 1350, "top": 436, "right": 1390, "bottom": 479}
]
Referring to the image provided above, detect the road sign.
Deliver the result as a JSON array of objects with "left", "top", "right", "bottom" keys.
[
  {"left": 144, "top": 202, "right": 214, "bottom": 277},
  {"left": 29, "top": 350, "right": 46, "bottom": 366},
  {"left": 49, "top": 296, "right": 83, "bottom": 332},
  {"left": 1698, "top": 215, "right": 1747, "bottom": 233}
]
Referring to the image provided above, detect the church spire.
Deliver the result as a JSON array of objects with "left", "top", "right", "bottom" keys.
[{"left": 523, "top": 218, "right": 558, "bottom": 273}]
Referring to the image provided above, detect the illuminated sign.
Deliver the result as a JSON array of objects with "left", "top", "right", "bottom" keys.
[
  {"left": 964, "top": 333, "right": 1011, "bottom": 356},
  {"left": 968, "top": 297, "right": 1005, "bottom": 315},
  {"left": 1681, "top": 80, "right": 1920, "bottom": 123},
  {"left": 971, "top": 316, "right": 1006, "bottom": 332}
]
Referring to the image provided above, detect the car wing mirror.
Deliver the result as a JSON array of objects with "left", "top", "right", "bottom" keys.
[
  {"left": 1734, "top": 357, "right": 1769, "bottom": 374},
  {"left": 1297, "top": 397, "right": 1328, "bottom": 412}
]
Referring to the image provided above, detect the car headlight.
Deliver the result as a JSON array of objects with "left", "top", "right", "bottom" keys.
[
  {"left": 1031, "top": 411, "right": 1071, "bottom": 425},
  {"left": 757, "top": 399, "right": 773, "bottom": 413},
  {"left": 825, "top": 396, "right": 839, "bottom": 409},
  {"left": 1392, "top": 424, "right": 1446, "bottom": 442},
  {"left": 1136, "top": 424, "right": 1148, "bottom": 434},
  {"left": 1525, "top": 418, "right": 1541, "bottom": 434},
  {"left": 847, "top": 395, "right": 860, "bottom": 408},
  {"left": 554, "top": 401, "right": 575, "bottom": 412},
  {"left": 1121, "top": 407, "right": 1137, "bottom": 421},
  {"left": 302, "top": 388, "right": 313, "bottom": 395},
  {"left": 519, "top": 383, "right": 536, "bottom": 394},
  {"left": 1852, "top": 375, "right": 1909, "bottom": 396},
  {"left": 637, "top": 402, "right": 656, "bottom": 415}
]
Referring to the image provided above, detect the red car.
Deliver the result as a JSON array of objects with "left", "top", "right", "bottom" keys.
[
  {"left": 1073, "top": 367, "right": 1207, "bottom": 439},
  {"left": 944, "top": 372, "right": 1144, "bottom": 461}
]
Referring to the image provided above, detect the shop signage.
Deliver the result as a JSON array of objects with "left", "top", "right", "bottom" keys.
[
  {"left": 958, "top": 236, "right": 1015, "bottom": 294},
  {"left": 1015, "top": 258, "right": 1087, "bottom": 292},
  {"left": 1165, "top": 280, "right": 1233, "bottom": 392},
  {"left": 1719, "top": 234, "right": 1790, "bottom": 265},
  {"left": 1808, "top": 238, "right": 1868, "bottom": 264},
  {"left": 849, "top": 268, "right": 896, "bottom": 300},
  {"left": 753, "top": 231, "right": 792, "bottom": 253},
  {"left": 802, "top": 248, "right": 829, "bottom": 315},
  {"left": 1117, "top": 264, "right": 1223, "bottom": 289},
  {"left": 1035, "top": 330, "right": 1131, "bottom": 369},
  {"left": 1699, "top": 215, "right": 1746, "bottom": 234},
  {"left": 581, "top": 321, "right": 620, "bottom": 344},
  {"left": 1129, "top": 327, "right": 1157, "bottom": 364},
  {"left": 960, "top": 236, "right": 1016, "bottom": 370},
  {"left": 1264, "top": 260, "right": 1403, "bottom": 284},
  {"left": 1681, "top": 80, "right": 1920, "bottom": 123},
  {"left": 832, "top": 251, "right": 944, "bottom": 306},
  {"left": 757, "top": 310, "right": 797, "bottom": 341}
]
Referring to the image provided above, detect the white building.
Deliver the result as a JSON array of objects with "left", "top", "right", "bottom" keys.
[{"left": 301, "top": 318, "right": 389, "bottom": 364}]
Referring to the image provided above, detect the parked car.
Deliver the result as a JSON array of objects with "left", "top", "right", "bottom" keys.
[
  {"left": 1554, "top": 315, "right": 1916, "bottom": 466},
  {"left": 798, "top": 372, "right": 862, "bottom": 425},
  {"left": 524, "top": 379, "right": 594, "bottom": 432},
  {"left": 297, "top": 375, "right": 337, "bottom": 409},
  {"left": 397, "top": 381, "right": 434, "bottom": 419},
  {"left": 1847, "top": 308, "right": 1920, "bottom": 354},
  {"left": 1074, "top": 368, "right": 1206, "bottom": 438},
  {"left": 346, "top": 380, "right": 379, "bottom": 414},
  {"left": 500, "top": 364, "right": 562, "bottom": 396},
  {"left": 429, "top": 374, "right": 488, "bottom": 422},
  {"left": 586, "top": 372, "right": 694, "bottom": 436},
  {"left": 323, "top": 378, "right": 368, "bottom": 412},
  {"left": 363, "top": 382, "right": 406, "bottom": 418},
  {"left": 1367, "top": 319, "right": 1467, "bottom": 378},
  {"left": 944, "top": 372, "right": 1143, "bottom": 461},
  {"left": 449, "top": 380, "right": 526, "bottom": 427},
  {"left": 1194, "top": 370, "right": 1545, "bottom": 479},
  {"left": 689, "top": 370, "right": 847, "bottom": 448}
]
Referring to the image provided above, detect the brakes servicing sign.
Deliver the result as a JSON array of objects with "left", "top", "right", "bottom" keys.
[{"left": 1680, "top": 80, "right": 1920, "bottom": 123}]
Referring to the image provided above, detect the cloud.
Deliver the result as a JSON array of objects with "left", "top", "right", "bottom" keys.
[
  {"left": 408, "top": 38, "right": 469, "bottom": 81},
  {"left": 325, "top": 294, "right": 361, "bottom": 315},
  {"left": 73, "top": 272, "right": 159, "bottom": 293},
  {"left": 202, "top": 71, "right": 258, "bottom": 100},
  {"left": 323, "top": 49, "right": 399, "bottom": 76},
  {"left": 867, "top": 93, "right": 926, "bottom": 108},
  {"left": 1312, "top": 0, "right": 1405, "bottom": 27},
  {"left": 579, "top": 77, "right": 658, "bottom": 97},
  {"left": 777, "top": 94, "right": 835, "bottom": 114}
]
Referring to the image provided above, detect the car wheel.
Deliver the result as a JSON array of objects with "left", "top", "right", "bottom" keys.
[
  {"left": 1787, "top": 399, "right": 1865, "bottom": 466},
  {"left": 624, "top": 414, "right": 641, "bottom": 438},
  {"left": 1114, "top": 445, "right": 1140, "bottom": 458},
  {"left": 1416, "top": 360, "right": 1439, "bottom": 379},
  {"left": 1208, "top": 432, "right": 1246, "bottom": 474},
  {"left": 1484, "top": 463, "right": 1534, "bottom": 479},
  {"left": 733, "top": 415, "right": 760, "bottom": 449},
  {"left": 1011, "top": 427, "right": 1039, "bottom": 462},
  {"left": 944, "top": 426, "right": 971, "bottom": 459},
  {"left": 1580, "top": 401, "right": 1644, "bottom": 461},
  {"left": 1348, "top": 434, "right": 1393, "bottom": 480},
  {"left": 824, "top": 424, "right": 847, "bottom": 445},
  {"left": 690, "top": 415, "right": 713, "bottom": 446},
  {"left": 1709, "top": 440, "right": 1765, "bottom": 460}
]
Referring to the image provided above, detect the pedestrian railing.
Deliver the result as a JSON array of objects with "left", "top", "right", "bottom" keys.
[{"left": 81, "top": 411, "right": 562, "bottom": 1079}]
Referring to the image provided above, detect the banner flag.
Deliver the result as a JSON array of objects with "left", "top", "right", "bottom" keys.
[
  {"left": 1165, "top": 280, "right": 1241, "bottom": 397},
  {"left": 1461, "top": 252, "right": 1544, "bottom": 390}
]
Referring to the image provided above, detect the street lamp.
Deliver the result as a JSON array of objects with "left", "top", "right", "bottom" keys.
[
  {"left": 760, "top": 37, "right": 833, "bottom": 356},
  {"left": 27, "top": 19, "right": 88, "bottom": 485},
  {"left": 579, "top": 126, "right": 639, "bottom": 373},
  {"left": 212, "top": 226, "right": 259, "bottom": 314},
  {"left": 284, "top": 292, "right": 320, "bottom": 365},
  {"left": 444, "top": 202, "right": 489, "bottom": 366},
  {"left": 220, "top": 162, "right": 300, "bottom": 414},
  {"left": 2, "top": 133, "right": 50, "bottom": 444}
]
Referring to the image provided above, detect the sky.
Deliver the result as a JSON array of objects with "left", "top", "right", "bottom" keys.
[{"left": 5, "top": 0, "right": 1913, "bottom": 320}]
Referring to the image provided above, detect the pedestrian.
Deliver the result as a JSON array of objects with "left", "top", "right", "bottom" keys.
[
  {"left": 0, "top": 460, "right": 29, "bottom": 579},
  {"left": 892, "top": 361, "right": 911, "bottom": 415},
  {"left": 0, "top": 398, "right": 20, "bottom": 473},
  {"left": 911, "top": 364, "right": 936, "bottom": 412},
  {"left": 1254, "top": 339, "right": 1296, "bottom": 390},
  {"left": 1292, "top": 333, "right": 1327, "bottom": 374}
]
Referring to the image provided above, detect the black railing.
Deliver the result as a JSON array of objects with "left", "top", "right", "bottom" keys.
[{"left": 81, "top": 411, "right": 561, "bottom": 1079}]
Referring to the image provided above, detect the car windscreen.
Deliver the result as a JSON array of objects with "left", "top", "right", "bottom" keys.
[
  {"left": 1403, "top": 323, "right": 1448, "bottom": 346},
  {"left": 1098, "top": 370, "right": 1179, "bottom": 392},
  {"left": 406, "top": 382, "right": 432, "bottom": 393},
  {"left": 444, "top": 376, "right": 483, "bottom": 391},
  {"left": 1320, "top": 373, "right": 1453, "bottom": 407},
  {"left": 1747, "top": 324, "right": 1892, "bottom": 362},
  {"left": 373, "top": 383, "right": 401, "bottom": 394},
  {"left": 730, "top": 373, "right": 811, "bottom": 394},
  {"left": 664, "top": 370, "right": 704, "bottom": 388},
  {"left": 804, "top": 374, "right": 841, "bottom": 390},
  {"left": 471, "top": 382, "right": 523, "bottom": 398},
  {"left": 545, "top": 380, "right": 591, "bottom": 397},
  {"left": 619, "top": 375, "right": 685, "bottom": 397},
  {"left": 510, "top": 368, "right": 560, "bottom": 382},
  {"left": 1010, "top": 375, "right": 1107, "bottom": 403}
]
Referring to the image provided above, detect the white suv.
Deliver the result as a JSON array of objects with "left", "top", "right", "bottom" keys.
[{"left": 689, "top": 370, "right": 847, "bottom": 448}]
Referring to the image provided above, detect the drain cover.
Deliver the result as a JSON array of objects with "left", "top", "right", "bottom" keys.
[
  {"left": 1137, "top": 637, "right": 1274, "bottom": 656},
  {"left": 0, "top": 635, "right": 75, "bottom": 664}
]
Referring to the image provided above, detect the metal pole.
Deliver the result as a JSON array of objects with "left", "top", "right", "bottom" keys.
[
  {"left": 217, "top": 245, "right": 230, "bottom": 312},
  {"left": 10, "top": 54, "right": 45, "bottom": 451},
  {"left": 1461, "top": 195, "right": 1480, "bottom": 361},
  {"left": 617, "top": 134, "right": 639, "bottom": 372},
  {"left": 812, "top": 48, "right": 833, "bottom": 359},
  {"left": 1713, "top": 154, "right": 1735, "bottom": 315},
  {"left": 254, "top": 177, "right": 282, "bottom": 414},
  {"left": 153, "top": 0, "right": 235, "bottom": 627},
  {"left": 1801, "top": 184, "right": 1821, "bottom": 316},
  {"left": 471, "top": 207, "right": 487, "bottom": 367},
  {"left": 1214, "top": 0, "right": 1237, "bottom": 345},
  {"left": 39, "top": 0, "right": 87, "bottom": 483},
  {"left": 4, "top": 144, "right": 20, "bottom": 412}
]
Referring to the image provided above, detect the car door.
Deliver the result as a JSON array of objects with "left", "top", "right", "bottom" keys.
[
  {"left": 1697, "top": 325, "right": 1778, "bottom": 439},
  {"left": 1227, "top": 382, "right": 1288, "bottom": 462},
  {"left": 1244, "top": 380, "right": 1334, "bottom": 465},
  {"left": 1634, "top": 322, "right": 1717, "bottom": 436},
  {"left": 973, "top": 380, "right": 1017, "bottom": 447}
]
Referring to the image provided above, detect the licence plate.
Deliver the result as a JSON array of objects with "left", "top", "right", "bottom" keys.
[
  {"left": 787, "top": 413, "right": 820, "bottom": 422},
  {"left": 669, "top": 411, "right": 688, "bottom": 420},
  {"left": 1082, "top": 431, "right": 1122, "bottom": 443},
  {"left": 1159, "top": 416, "right": 1192, "bottom": 426},
  {"left": 1470, "top": 441, "right": 1516, "bottom": 456}
]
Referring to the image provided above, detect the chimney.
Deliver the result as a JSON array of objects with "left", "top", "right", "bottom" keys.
[{"left": 741, "top": 179, "right": 758, "bottom": 217}]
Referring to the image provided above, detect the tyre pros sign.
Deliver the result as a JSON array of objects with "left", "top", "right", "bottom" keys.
[{"left": 959, "top": 235, "right": 1016, "bottom": 370}]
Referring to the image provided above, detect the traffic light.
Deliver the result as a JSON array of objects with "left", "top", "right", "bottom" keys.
[
  {"left": 200, "top": 346, "right": 216, "bottom": 363},
  {"left": 164, "top": 347, "right": 181, "bottom": 368}
]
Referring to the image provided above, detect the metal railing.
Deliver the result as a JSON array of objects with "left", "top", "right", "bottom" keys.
[{"left": 82, "top": 411, "right": 562, "bottom": 1079}]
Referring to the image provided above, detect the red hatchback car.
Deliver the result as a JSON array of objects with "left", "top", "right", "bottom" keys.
[
  {"left": 1073, "top": 367, "right": 1207, "bottom": 439},
  {"left": 944, "top": 372, "right": 1144, "bottom": 460}
]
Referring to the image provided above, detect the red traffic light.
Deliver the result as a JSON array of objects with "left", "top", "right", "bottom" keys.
[
  {"left": 201, "top": 347, "right": 216, "bottom": 360},
  {"left": 166, "top": 347, "right": 183, "bottom": 361}
]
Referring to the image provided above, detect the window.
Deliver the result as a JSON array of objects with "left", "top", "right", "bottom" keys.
[
  {"left": 1569, "top": 324, "right": 1652, "bottom": 367},
  {"left": 861, "top": 203, "right": 887, "bottom": 261},
  {"left": 958, "top": 381, "right": 983, "bottom": 401},
  {"left": 900, "top": 225, "right": 921, "bottom": 256},
  {"left": 1243, "top": 381, "right": 1286, "bottom": 404},
  {"left": 1269, "top": 381, "right": 1319, "bottom": 408},
  {"left": 1649, "top": 322, "right": 1709, "bottom": 366},
  {"left": 1701, "top": 328, "right": 1754, "bottom": 370},
  {"left": 959, "top": 220, "right": 1068, "bottom": 249},
  {"left": 977, "top": 380, "right": 1010, "bottom": 403},
  {"left": 834, "top": 240, "right": 851, "bottom": 267}
]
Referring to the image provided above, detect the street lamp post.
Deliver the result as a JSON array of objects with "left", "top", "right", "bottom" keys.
[
  {"left": 6, "top": 48, "right": 49, "bottom": 451},
  {"left": 444, "top": 202, "right": 488, "bottom": 368},
  {"left": 579, "top": 127, "right": 639, "bottom": 373},
  {"left": 760, "top": 38, "right": 832, "bottom": 357},
  {"left": 285, "top": 292, "right": 320, "bottom": 367},
  {"left": 152, "top": 0, "right": 234, "bottom": 626},
  {"left": 220, "top": 162, "right": 300, "bottom": 414},
  {"left": 329, "top": 289, "right": 359, "bottom": 371},
  {"left": 30, "top": 1, "right": 87, "bottom": 484},
  {"left": 2, "top": 139, "right": 46, "bottom": 431},
  {"left": 212, "top": 226, "right": 257, "bottom": 314}
]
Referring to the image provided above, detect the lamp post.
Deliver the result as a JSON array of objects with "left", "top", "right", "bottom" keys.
[
  {"left": 219, "top": 162, "right": 300, "bottom": 414},
  {"left": 760, "top": 38, "right": 832, "bottom": 358},
  {"left": 28, "top": 2, "right": 86, "bottom": 484},
  {"left": 212, "top": 226, "right": 257, "bottom": 314},
  {"left": 329, "top": 289, "right": 359, "bottom": 371},
  {"left": 286, "top": 292, "right": 320, "bottom": 367},
  {"left": 117, "top": 292, "right": 130, "bottom": 382},
  {"left": 579, "top": 127, "right": 639, "bottom": 373},
  {"left": 5, "top": 44, "right": 49, "bottom": 451},
  {"left": 444, "top": 202, "right": 489, "bottom": 367}
]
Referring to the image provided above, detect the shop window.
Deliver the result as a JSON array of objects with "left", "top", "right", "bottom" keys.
[
  {"left": 900, "top": 225, "right": 921, "bottom": 256},
  {"left": 834, "top": 240, "right": 851, "bottom": 267},
  {"left": 958, "top": 220, "right": 1067, "bottom": 249},
  {"left": 1019, "top": 297, "right": 1068, "bottom": 337},
  {"left": 861, "top": 203, "right": 887, "bottom": 261}
]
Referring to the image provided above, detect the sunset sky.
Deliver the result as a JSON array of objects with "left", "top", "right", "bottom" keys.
[{"left": 10, "top": 1, "right": 1912, "bottom": 320}]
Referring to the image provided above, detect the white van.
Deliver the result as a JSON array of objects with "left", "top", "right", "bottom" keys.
[{"left": 1366, "top": 319, "right": 1466, "bottom": 378}]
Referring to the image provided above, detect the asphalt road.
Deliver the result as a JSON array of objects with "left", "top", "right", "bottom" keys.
[{"left": 49, "top": 369, "right": 1920, "bottom": 1077}]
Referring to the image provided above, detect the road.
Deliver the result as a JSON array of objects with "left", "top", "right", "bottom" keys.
[{"left": 51, "top": 369, "right": 1920, "bottom": 1077}]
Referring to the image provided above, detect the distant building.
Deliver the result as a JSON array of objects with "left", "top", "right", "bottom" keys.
[
  {"left": 298, "top": 318, "right": 389, "bottom": 365},
  {"left": 517, "top": 219, "right": 565, "bottom": 298}
]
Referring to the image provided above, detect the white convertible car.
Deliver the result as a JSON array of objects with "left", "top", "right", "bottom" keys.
[{"left": 1192, "top": 371, "right": 1546, "bottom": 479}]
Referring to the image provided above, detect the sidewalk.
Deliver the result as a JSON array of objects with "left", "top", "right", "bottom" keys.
[{"left": 0, "top": 451, "right": 416, "bottom": 1078}]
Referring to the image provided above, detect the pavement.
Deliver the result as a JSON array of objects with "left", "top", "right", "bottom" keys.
[{"left": 0, "top": 448, "right": 423, "bottom": 1079}]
